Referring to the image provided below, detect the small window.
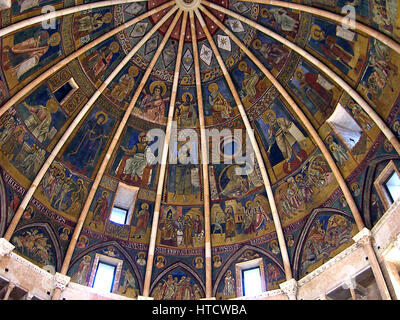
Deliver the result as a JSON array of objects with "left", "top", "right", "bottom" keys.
[
  {"left": 108, "top": 183, "right": 139, "bottom": 225},
  {"left": 374, "top": 160, "right": 400, "bottom": 210},
  {"left": 235, "top": 257, "right": 266, "bottom": 297},
  {"left": 385, "top": 172, "right": 400, "bottom": 203},
  {"left": 327, "top": 103, "right": 362, "bottom": 149},
  {"left": 242, "top": 267, "right": 263, "bottom": 297},
  {"left": 92, "top": 262, "right": 116, "bottom": 293},
  {"left": 53, "top": 78, "right": 78, "bottom": 105},
  {"left": 109, "top": 206, "right": 128, "bottom": 225},
  {"left": 88, "top": 254, "right": 124, "bottom": 294}
]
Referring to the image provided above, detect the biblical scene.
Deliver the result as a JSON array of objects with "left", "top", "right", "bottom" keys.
[
  {"left": 358, "top": 38, "right": 400, "bottom": 114},
  {"left": 0, "top": 108, "right": 47, "bottom": 182},
  {"left": 105, "top": 64, "right": 143, "bottom": 109},
  {"left": 273, "top": 151, "right": 337, "bottom": 228},
  {"left": 72, "top": 7, "right": 114, "bottom": 48},
  {"left": 1, "top": 19, "right": 63, "bottom": 91},
  {"left": 230, "top": 57, "right": 270, "bottom": 109},
  {"left": 79, "top": 37, "right": 121, "bottom": 85},
  {"left": 297, "top": 212, "right": 357, "bottom": 278},
  {"left": 62, "top": 106, "right": 116, "bottom": 177},
  {"left": 371, "top": 0, "right": 400, "bottom": 41},
  {"left": 158, "top": 205, "right": 204, "bottom": 248},
  {"left": 249, "top": 32, "right": 291, "bottom": 77},
  {"left": 131, "top": 78, "right": 171, "bottom": 125},
  {"left": 174, "top": 86, "right": 199, "bottom": 128},
  {"left": 35, "top": 160, "right": 90, "bottom": 220},
  {"left": 307, "top": 17, "right": 369, "bottom": 84},
  {"left": 214, "top": 248, "right": 285, "bottom": 299},
  {"left": 110, "top": 124, "right": 159, "bottom": 189},
  {"left": 202, "top": 78, "right": 238, "bottom": 126},
  {"left": 11, "top": 226, "right": 57, "bottom": 270},
  {"left": 150, "top": 268, "right": 204, "bottom": 300},
  {"left": 210, "top": 190, "right": 273, "bottom": 245},
  {"left": 15, "top": 84, "right": 67, "bottom": 148},
  {"left": 68, "top": 247, "right": 140, "bottom": 298},
  {"left": 254, "top": 98, "right": 314, "bottom": 177},
  {"left": 258, "top": 5, "right": 300, "bottom": 41},
  {"left": 287, "top": 60, "right": 342, "bottom": 125}
]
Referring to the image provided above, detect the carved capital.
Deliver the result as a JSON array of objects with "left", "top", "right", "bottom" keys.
[
  {"left": 352, "top": 228, "right": 372, "bottom": 246},
  {"left": 342, "top": 277, "right": 357, "bottom": 290},
  {"left": 279, "top": 278, "right": 298, "bottom": 300},
  {"left": 53, "top": 273, "right": 70, "bottom": 291},
  {"left": 0, "top": 238, "right": 15, "bottom": 257}
]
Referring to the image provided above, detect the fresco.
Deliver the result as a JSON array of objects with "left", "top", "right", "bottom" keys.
[
  {"left": 150, "top": 268, "right": 204, "bottom": 300},
  {"left": 62, "top": 106, "right": 116, "bottom": 177},
  {"left": 298, "top": 212, "right": 357, "bottom": 277},
  {"left": 158, "top": 206, "right": 204, "bottom": 248},
  {"left": 110, "top": 125, "right": 159, "bottom": 188},
  {"left": 307, "top": 17, "right": 369, "bottom": 84},
  {"left": 254, "top": 98, "right": 314, "bottom": 176},
  {"left": 11, "top": 226, "right": 57, "bottom": 269},
  {"left": 1, "top": 19, "right": 63, "bottom": 91}
]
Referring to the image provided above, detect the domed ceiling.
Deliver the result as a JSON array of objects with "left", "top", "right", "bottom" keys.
[{"left": 0, "top": 0, "right": 400, "bottom": 300}]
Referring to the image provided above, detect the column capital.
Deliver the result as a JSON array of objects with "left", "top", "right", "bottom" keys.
[
  {"left": 352, "top": 228, "right": 372, "bottom": 246},
  {"left": 0, "top": 238, "right": 15, "bottom": 257},
  {"left": 279, "top": 278, "right": 298, "bottom": 300},
  {"left": 53, "top": 273, "right": 70, "bottom": 291},
  {"left": 342, "top": 277, "right": 357, "bottom": 290}
]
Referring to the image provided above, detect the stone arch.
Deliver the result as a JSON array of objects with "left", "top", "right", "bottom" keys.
[
  {"left": 13, "top": 221, "right": 63, "bottom": 271},
  {"left": 292, "top": 208, "right": 355, "bottom": 279},
  {"left": 149, "top": 261, "right": 205, "bottom": 297},
  {"left": 67, "top": 240, "right": 143, "bottom": 294},
  {"left": 212, "top": 244, "right": 284, "bottom": 296}
]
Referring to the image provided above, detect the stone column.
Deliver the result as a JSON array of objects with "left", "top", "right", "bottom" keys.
[
  {"left": 279, "top": 278, "right": 298, "bottom": 300},
  {"left": 0, "top": 238, "right": 14, "bottom": 258},
  {"left": 3, "top": 282, "right": 15, "bottom": 300},
  {"left": 51, "top": 273, "right": 70, "bottom": 300},
  {"left": 353, "top": 228, "right": 391, "bottom": 300},
  {"left": 342, "top": 277, "right": 357, "bottom": 300}
]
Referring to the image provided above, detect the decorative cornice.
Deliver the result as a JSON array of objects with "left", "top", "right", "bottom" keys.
[
  {"left": 53, "top": 273, "right": 70, "bottom": 291},
  {"left": 298, "top": 242, "right": 361, "bottom": 286},
  {"left": 353, "top": 228, "right": 372, "bottom": 246},
  {"left": 9, "top": 252, "right": 54, "bottom": 280},
  {"left": 0, "top": 238, "right": 14, "bottom": 257}
]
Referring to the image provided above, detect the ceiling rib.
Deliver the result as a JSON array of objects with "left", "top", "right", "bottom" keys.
[
  {"left": 0, "top": 0, "right": 150, "bottom": 38},
  {"left": 0, "top": 0, "right": 175, "bottom": 118},
  {"left": 199, "top": 4, "right": 365, "bottom": 231},
  {"left": 194, "top": 8, "right": 293, "bottom": 280},
  {"left": 142, "top": 9, "right": 187, "bottom": 297},
  {"left": 189, "top": 9, "right": 212, "bottom": 298},
  {"left": 201, "top": 1, "right": 400, "bottom": 156},
  {"left": 3, "top": 5, "right": 179, "bottom": 243},
  {"left": 242, "top": 0, "right": 400, "bottom": 55}
]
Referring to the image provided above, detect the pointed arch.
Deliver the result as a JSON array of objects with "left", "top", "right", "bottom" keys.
[
  {"left": 13, "top": 221, "right": 63, "bottom": 271},
  {"left": 212, "top": 244, "right": 284, "bottom": 296},
  {"left": 149, "top": 260, "right": 206, "bottom": 296},
  {"left": 67, "top": 239, "right": 143, "bottom": 294},
  {"left": 292, "top": 208, "right": 355, "bottom": 279}
]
